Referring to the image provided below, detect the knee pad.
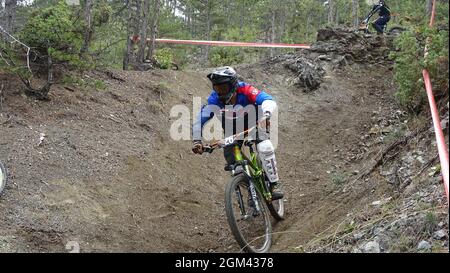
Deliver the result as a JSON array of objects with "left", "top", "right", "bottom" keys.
[{"left": 257, "top": 140, "right": 279, "bottom": 183}]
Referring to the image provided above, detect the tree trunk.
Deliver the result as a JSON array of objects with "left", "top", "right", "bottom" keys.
[
  {"left": 226, "top": 0, "right": 230, "bottom": 25},
  {"left": 137, "top": 0, "right": 150, "bottom": 63},
  {"left": 335, "top": 4, "right": 339, "bottom": 26},
  {"left": 306, "top": 13, "right": 311, "bottom": 40},
  {"left": 205, "top": 0, "right": 212, "bottom": 62},
  {"left": 239, "top": 1, "right": 244, "bottom": 36},
  {"left": 327, "top": 0, "right": 335, "bottom": 26},
  {"left": 123, "top": 0, "right": 135, "bottom": 70},
  {"left": 173, "top": 0, "right": 177, "bottom": 16},
  {"left": 269, "top": 9, "right": 276, "bottom": 58},
  {"left": 22, "top": 55, "right": 53, "bottom": 100},
  {"left": 4, "top": 0, "right": 17, "bottom": 33},
  {"left": 146, "top": 0, "right": 161, "bottom": 60},
  {"left": 352, "top": 0, "right": 359, "bottom": 27},
  {"left": 81, "top": 0, "right": 94, "bottom": 54},
  {"left": 426, "top": 0, "right": 434, "bottom": 17}
]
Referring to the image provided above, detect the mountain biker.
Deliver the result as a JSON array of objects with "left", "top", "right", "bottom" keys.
[
  {"left": 192, "top": 66, "right": 284, "bottom": 200},
  {"left": 363, "top": 0, "right": 391, "bottom": 34}
]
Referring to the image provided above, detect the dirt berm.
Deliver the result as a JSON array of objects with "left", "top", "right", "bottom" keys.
[{"left": 0, "top": 28, "right": 447, "bottom": 252}]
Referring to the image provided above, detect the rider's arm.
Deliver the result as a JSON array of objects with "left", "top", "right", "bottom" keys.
[
  {"left": 192, "top": 92, "right": 220, "bottom": 141},
  {"left": 254, "top": 88, "right": 277, "bottom": 116},
  {"left": 366, "top": 4, "right": 381, "bottom": 20},
  {"left": 239, "top": 83, "right": 277, "bottom": 116},
  {"left": 261, "top": 99, "right": 277, "bottom": 116},
  {"left": 372, "top": 4, "right": 381, "bottom": 12}
]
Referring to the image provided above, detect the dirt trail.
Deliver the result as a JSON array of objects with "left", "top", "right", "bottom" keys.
[
  {"left": 237, "top": 61, "right": 400, "bottom": 251},
  {"left": 0, "top": 55, "right": 404, "bottom": 253}
]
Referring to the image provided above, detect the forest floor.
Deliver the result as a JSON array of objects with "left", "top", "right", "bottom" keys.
[{"left": 0, "top": 30, "right": 448, "bottom": 253}]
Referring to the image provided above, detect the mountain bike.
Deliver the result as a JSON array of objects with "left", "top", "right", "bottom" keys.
[
  {"left": 358, "top": 18, "right": 405, "bottom": 36},
  {"left": 0, "top": 161, "right": 6, "bottom": 195},
  {"left": 202, "top": 122, "right": 285, "bottom": 253}
]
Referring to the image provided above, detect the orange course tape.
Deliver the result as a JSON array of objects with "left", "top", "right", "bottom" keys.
[{"left": 154, "top": 38, "right": 310, "bottom": 49}]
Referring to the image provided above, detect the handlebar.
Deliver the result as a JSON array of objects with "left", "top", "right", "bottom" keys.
[
  {"left": 203, "top": 119, "right": 269, "bottom": 153},
  {"left": 200, "top": 116, "right": 270, "bottom": 154},
  {"left": 202, "top": 145, "right": 216, "bottom": 154}
]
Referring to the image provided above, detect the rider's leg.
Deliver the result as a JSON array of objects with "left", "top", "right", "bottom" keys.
[
  {"left": 223, "top": 140, "right": 244, "bottom": 168},
  {"left": 257, "top": 140, "right": 284, "bottom": 200},
  {"left": 373, "top": 16, "right": 389, "bottom": 34},
  {"left": 223, "top": 145, "right": 235, "bottom": 166},
  {"left": 372, "top": 21, "right": 383, "bottom": 34}
]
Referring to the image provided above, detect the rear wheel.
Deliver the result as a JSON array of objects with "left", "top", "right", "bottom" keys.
[
  {"left": 0, "top": 161, "right": 6, "bottom": 195},
  {"left": 389, "top": 27, "right": 406, "bottom": 36},
  {"left": 225, "top": 174, "right": 272, "bottom": 253}
]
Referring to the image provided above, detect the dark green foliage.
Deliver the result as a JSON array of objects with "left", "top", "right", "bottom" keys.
[
  {"left": 389, "top": 1, "right": 449, "bottom": 111},
  {"left": 155, "top": 48, "right": 174, "bottom": 69},
  {"left": 209, "top": 47, "right": 243, "bottom": 67},
  {"left": 93, "top": 1, "right": 113, "bottom": 27},
  {"left": 20, "top": 1, "right": 87, "bottom": 69},
  {"left": 389, "top": 30, "right": 426, "bottom": 111}
]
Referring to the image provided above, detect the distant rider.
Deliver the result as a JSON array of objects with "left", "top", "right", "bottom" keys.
[
  {"left": 363, "top": 0, "right": 391, "bottom": 34},
  {"left": 191, "top": 66, "right": 284, "bottom": 200}
]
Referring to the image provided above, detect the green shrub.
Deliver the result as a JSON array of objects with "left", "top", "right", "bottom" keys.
[
  {"left": 20, "top": 1, "right": 88, "bottom": 70},
  {"left": 62, "top": 74, "right": 106, "bottom": 91},
  {"left": 422, "top": 27, "right": 449, "bottom": 97},
  {"left": 389, "top": 30, "right": 426, "bottom": 111},
  {"left": 209, "top": 47, "right": 243, "bottom": 67},
  {"left": 155, "top": 48, "right": 174, "bottom": 69},
  {"left": 331, "top": 172, "right": 347, "bottom": 186},
  {"left": 93, "top": 1, "right": 112, "bottom": 27},
  {"left": 389, "top": 26, "right": 448, "bottom": 112}
]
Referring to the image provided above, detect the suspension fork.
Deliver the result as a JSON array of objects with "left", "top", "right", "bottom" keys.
[{"left": 233, "top": 145, "right": 262, "bottom": 213}]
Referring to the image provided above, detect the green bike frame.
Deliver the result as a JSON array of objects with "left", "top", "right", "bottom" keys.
[{"left": 232, "top": 144, "right": 273, "bottom": 202}]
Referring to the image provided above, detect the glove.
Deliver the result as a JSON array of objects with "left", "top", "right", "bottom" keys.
[{"left": 192, "top": 140, "right": 203, "bottom": 155}]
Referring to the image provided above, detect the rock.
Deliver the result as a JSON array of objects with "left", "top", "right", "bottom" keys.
[
  {"left": 380, "top": 167, "right": 396, "bottom": 176},
  {"left": 440, "top": 116, "right": 448, "bottom": 130},
  {"left": 374, "top": 234, "right": 390, "bottom": 252},
  {"left": 371, "top": 200, "right": 382, "bottom": 207},
  {"left": 317, "top": 55, "right": 331, "bottom": 61},
  {"left": 416, "top": 156, "right": 426, "bottom": 164},
  {"left": 284, "top": 58, "right": 325, "bottom": 91},
  {"left": 351, "top": 247, "right": 363, "bottom": 253},
  {"left": 316, "top": 28, "right": 341, "bottom": 41},
  {"left": 428, "top": 166, "right": 440, "bottom": 177},
  {"left": 417, "top": 240, "right": 432, "bottom": 251},
  {"left": 353, "top": 232, "right": 365, "bottom": 241},
  {"left": 373, "top": 227, "right": 384, "bottom": 236},
  {"left": 363, "top": 241, "right": 380, "bottom": 253},
  {"left": 433, "top": 230, "right": 447, "bottom": 240}
]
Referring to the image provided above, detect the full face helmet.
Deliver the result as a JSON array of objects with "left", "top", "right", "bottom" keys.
[{"left": 207, "top": 66, "right": 239, "bottom": 104}]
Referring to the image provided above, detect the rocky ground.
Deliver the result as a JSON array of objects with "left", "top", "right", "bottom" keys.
[{"left": 0, "top": 28, "right": 448, "bottom": 253}]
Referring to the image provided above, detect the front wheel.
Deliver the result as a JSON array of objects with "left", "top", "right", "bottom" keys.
[
  {"left": 267, "top": 198, "right": 285, "bottom": 221},
  {"left": 0, "top": 161, "right": 7, "bottom": 195},
  {"left": 225, "top": 174, "right": 272, "bottom": 253}
]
